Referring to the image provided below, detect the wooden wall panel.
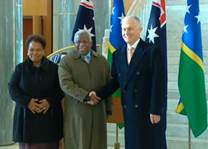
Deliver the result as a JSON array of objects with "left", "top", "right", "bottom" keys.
[
  {"left": 124, "top": 0, "right": 134, "bottom": 13},
  {"left": 23, "top": 0, "right": 48, "bottom": 16},
  {"left": 107, "top": 97, "right": 124, "bottom": 123},
  {"left": 23, "top": 17, "right": 33, "bottom": 60},
  {"left": 23, "top": 0, "right": 52, "bottom": 57},
  {"left": 32, "top": 16, "right": 43, "bottom": 35},
  {"left": 42, "top": 0, "right": 52, "bottom": 56}
]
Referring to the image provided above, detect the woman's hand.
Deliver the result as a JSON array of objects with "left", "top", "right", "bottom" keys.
[
  {"left": 39, "top": 99, "right": 50, "bottom": 114},
  {"left": 28, "top": 98, "right": 41, "bottom": 114}
]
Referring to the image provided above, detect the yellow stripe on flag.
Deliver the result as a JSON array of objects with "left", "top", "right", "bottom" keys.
[
  {"left": 108, "top": 41, "right": 117, "bottom": 54},
  {"left": 176, "top": 102, "right": 184, "bottom": 113},
  {"left": 181, "top": 42, "right": 205, "bottom": 71}
]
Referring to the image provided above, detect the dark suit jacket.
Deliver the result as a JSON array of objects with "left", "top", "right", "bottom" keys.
[{"left": 97, "top": 39, "right": 167, "bottom": 149}]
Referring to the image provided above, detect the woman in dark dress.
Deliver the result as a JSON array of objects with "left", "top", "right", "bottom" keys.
[{"left": 8, "top": 35, "right": 64, "bottom": 149}]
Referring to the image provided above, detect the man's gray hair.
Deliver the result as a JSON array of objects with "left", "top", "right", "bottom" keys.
[
  {"left": 73, "top": 30, "right": 92, "bottom": 43},
  {"left": 121, "top": 16, "right": 142, "bottom": 29}
]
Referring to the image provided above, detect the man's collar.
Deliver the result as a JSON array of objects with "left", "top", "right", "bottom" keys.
[
  {"left": 73, "top": 49, "right": 98, "bottom": 59},
  {"left": 84, "top": 50, "right": 92, "bottom": 57},
  {"left": 127, "top": 38, "right": 140, "bottom": 50}
]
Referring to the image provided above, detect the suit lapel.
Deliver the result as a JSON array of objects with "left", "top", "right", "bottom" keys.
[
  {"left": 125, "top": 40, "right": 146, "bottom": 85},
  {"left": 117, "top": 46, "right": 128, "bottom": 89},
  {"left": 121, "top": 46, "right": 128, "bottom": 69}
]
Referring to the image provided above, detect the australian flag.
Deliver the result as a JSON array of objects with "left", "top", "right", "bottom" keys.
[
  {"left": 72, "top": 0, "right": 96, "bottom": 51},
  {"left": 146, "top": 0, "right": 167, "bottom": 108},
  {"left": 145, "top": 0, "right": 167, "bottom": 148}
]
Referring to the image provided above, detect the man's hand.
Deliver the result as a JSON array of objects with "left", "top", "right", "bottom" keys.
[
  {"left": 87, "top": 91, "right": 101, "bottom": 105},
  {"left": 150, "top": 114, "right": 161, "bottom": 124}
]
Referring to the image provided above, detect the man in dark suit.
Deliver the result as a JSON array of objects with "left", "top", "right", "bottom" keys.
[{"left": 89, "top": 16, "right": 167, "bottom": 149}]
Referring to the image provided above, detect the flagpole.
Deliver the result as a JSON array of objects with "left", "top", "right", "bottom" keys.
[
  {"left": 114, "top": 124, "right": 120, "bottom": 149},
  {"left": 188, "top": 125, "right": 191, "bottom": 149}
]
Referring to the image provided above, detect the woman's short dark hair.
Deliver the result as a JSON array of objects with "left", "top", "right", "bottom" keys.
[{"left": 25, "top": 34, "right": 46, "bottom": 49}]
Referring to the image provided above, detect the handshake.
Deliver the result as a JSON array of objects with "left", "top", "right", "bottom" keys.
[{"left": 85, "top": 91, "right": 101, "bottom": 106}]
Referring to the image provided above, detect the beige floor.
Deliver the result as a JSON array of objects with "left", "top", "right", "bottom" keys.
[{"left": 0, "top": 144, "right": 18, "bottom": 149}]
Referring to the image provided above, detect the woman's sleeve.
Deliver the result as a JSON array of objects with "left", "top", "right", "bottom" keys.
[
  {"left": 8, "top": 65, "right": 30, "bottom": 108},
  {"left": 47, "top": 65, "right": 64, "bottom": 106}
]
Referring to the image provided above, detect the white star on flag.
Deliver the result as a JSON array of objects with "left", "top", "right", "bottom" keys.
[
  {"left": 185, "top": 5, "right": 191, "bottom": 14},
  {"left": 183, "top": 25, "right": 188, "bottom": 33},
  {"left": 118, "top": 13, "right": 125, "bottom": 21},
  {"left": 195, "top": 13, "right": 201, "bottom": 24},
  {"left": 112, "top": 7, "right": 115, "bottom": 15},
  {"left": 110, "top": 25, "right": 113, "bottom": 33},
  {"left": 79, "top": 25, "right": 95, "bottom": 37},
  {"left": 147, "top": 25, "right": 159, "bottom": 44}
]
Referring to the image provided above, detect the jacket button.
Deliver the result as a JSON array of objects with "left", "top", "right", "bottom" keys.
[
  {"left": 134, "top": 104, "right": 139, "bottom": 108},
  {"left": 134, "top": 89, "right": 138, "bottom": 93},
  {"left": 136, "top": 72, "right": 140, "bottom": 75},
  {"left": 118, "top": 73, "right": 121, "bottom": 77},
  {"left": 123, "top": 105, "right": 127, "bottom": 109}
]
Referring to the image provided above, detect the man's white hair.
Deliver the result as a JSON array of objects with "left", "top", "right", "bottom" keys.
[
  {"left": 73, "top": 30, "right": 92, "bottom": 43},
  {"left": 121, "top": 16, "right": 142, "bottom": 29}
]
